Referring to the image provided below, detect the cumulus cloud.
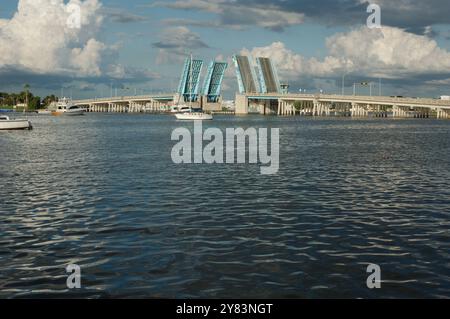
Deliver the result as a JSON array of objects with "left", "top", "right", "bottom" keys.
[
  {"left": 0, "top": 0, "right": 109, "bottom": 77},
  {"left": 0, "top": 0, "right": 159, "bottom": 90},
  {"left": 241, "top": 26, "right": 450, "bottom": 82}
]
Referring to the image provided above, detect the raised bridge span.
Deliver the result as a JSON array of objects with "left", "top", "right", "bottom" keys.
[{"left": 236, "top": 93, "right": 450, "bottom": 119}]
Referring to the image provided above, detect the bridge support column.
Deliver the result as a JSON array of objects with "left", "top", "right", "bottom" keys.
[
  {"left": 444, "top": 109, "right": 450, "bottom": 119},
  {"left": 313, "top": 100, "right": 319, "bottom": 116},
  {"left": 351, "top": 103, "right": 358, "bottom": 117},
  {"left": 235, "top": 95, "right": 249, "bottom": 115}
]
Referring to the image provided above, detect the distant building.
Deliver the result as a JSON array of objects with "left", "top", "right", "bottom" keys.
[
  {"left": 222, "top": 100, "right": 235, "bottom": 110},
  {"left": 440, "top": 96, "right": 450, "bottom": 100}
]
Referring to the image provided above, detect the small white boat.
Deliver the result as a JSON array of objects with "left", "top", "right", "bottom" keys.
[
  {"left": 36, "top": 109, "right": 51, "bottom": 115},
  {"left": 175, "top": 110, "right": 213, "bottom": 121},
  {"left": 0, "top": 115, "right": 32, "bottom": 130},
  {"left": 172, "top": 104, "right": 195, "bottom": 114}
]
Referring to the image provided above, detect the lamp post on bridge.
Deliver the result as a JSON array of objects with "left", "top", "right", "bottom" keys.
[
  {"left": 353, "top": 81, "right": 372, "bottom": 96},
  {"left": 342, "top": 73, "right": 349, "bottom": 95}
]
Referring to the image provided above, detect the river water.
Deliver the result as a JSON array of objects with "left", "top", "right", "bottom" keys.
[{"left": 0, "top": 114, "right": 449, "bottom": 298}]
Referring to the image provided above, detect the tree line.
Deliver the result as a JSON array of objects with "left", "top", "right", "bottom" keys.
[{"left": 0, "top": 91, "right": 59, "bottom": 110}]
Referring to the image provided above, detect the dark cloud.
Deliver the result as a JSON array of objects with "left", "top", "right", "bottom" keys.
[
  {"left": 102, "top": 7, "right": 148, "bottom": 24},
  {"left": 152, "top": 26, "right": 209, "bottom": 50},
  {"left": 0, "top": 65, "right": 159, "bottom": 92},
  {"left": 162, "top": 0, "right": 450, "bottom": 35},
  {"left": 151, "top": 26, "right": 210, "bottom": 64}
]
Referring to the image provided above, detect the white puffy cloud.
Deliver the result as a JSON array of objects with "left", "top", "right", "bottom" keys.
[
  {"left": 241, "top": 26, "right": 450, "bottom": 80},
  {"left": 0, "top": 0, "right": 107, "bottom": 77}
]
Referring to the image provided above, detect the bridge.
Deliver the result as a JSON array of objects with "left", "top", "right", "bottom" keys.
[
  {"left": 72, "top": 54, "right": 450, "bottom": 119},
  {"left": 73, "top": 57, "right": 228, "bottom": 113},
  {"left": 73, "top": 94, "right": 176, "bottom": 113},
  {"left": 231, "top": 54, "right": 450, "bottom": 119},
  {"left": 236, "top": 93, "right": 450, "bottom": 118}
]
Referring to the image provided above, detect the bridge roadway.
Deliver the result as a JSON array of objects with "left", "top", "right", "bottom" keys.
[
  {"left": 237, "top": 93, "right": 450, "bottom": 118},
  {"left": 73, "top": 93, "right": 450, "bottom": 119},
  {"left": 73, "top": 94, "right": 176, "bottom": 113}
]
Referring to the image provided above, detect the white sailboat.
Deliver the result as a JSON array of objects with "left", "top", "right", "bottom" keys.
[{"left": 175, "top": 54, "right": 213, "bottom": 121}]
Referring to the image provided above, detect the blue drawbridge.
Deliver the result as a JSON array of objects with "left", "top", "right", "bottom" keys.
[
  {"left": 178, "top": 57, "right": 204, "bottom": 102},
  {"left": 202, "top": 61, "right": 228, "bottom": 103},
  {"left": 233, "top": 55, "right": 281, "bottom": 94}
]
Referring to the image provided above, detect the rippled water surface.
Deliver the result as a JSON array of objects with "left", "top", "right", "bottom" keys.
[{"left": 0, "top": 114, "right": 449, "bottom": 298}]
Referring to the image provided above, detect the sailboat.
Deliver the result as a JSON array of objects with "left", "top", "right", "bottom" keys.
[{"left": 175, "top": 54, "right": 213, "bottom": 121}]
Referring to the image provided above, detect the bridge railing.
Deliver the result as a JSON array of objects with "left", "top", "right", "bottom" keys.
[
  {"left": 73, "top": 94, "right": 175, "bottom": 104},
  {"left": 249, "top": 93, "right": 450, "bottom": 108}
]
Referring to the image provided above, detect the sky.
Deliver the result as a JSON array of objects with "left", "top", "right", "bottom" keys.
[{"left": 1, "top": 0, "right": 450, "bottom": 99}]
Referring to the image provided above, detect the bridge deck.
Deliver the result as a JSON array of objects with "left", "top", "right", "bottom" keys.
[{"left": 246, "top": 93, "right": 450, "bottom": 109}]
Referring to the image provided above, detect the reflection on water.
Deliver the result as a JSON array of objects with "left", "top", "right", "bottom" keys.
[{"left": 0, "top": 114, "right": 449, "bottom": 298}]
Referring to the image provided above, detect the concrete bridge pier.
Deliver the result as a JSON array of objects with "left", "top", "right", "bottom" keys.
[
  {"left": 393, "top": 105, "right": 409, "bottom": 118},
  {"left": 351, "top": 103, "right": 368, "bottom": 117},
  {"left": 436, "top": 108, "right": 450, "bottom": 119},
  {"left": 278, "top": 100, "right": 294, "bottom": 116},
  {"left": 373, "top": 104, "right": 388, "bottom": 117},
  {"left": 313, "top": 101, "right": 331, "bottom": 116},
  {"left": 334, "top": 102, "right": 350, "bottom": 117}
]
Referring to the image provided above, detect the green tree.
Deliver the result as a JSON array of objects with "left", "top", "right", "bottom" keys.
[
  {"left": 294, "top": 101, "right": 303, "bottom": 111},
  {"left": 43, "top": 95, "right": 58, "bottom": 107}
]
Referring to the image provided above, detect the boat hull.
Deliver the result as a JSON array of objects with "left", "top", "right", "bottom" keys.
[
  {"left": 52, "top": 109, "right": 85, "bottom": 116},
  {"left": 37, "top": 110, "right": 51, "bottom": 115},
  {"left": 175, "top": 113, "right": 213, "bottom": 120},
  {"left": 0, "top": 120, "right": 32, "bottom": 130},
  {"left": 65, "top": 109, "right": 85, "bottom": 116}
]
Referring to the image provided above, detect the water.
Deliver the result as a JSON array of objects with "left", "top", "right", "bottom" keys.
[{"left": 0, "top": 114, "right": 449, "bottom": 298}]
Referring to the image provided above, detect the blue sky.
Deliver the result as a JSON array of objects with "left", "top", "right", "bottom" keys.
[{"left": 1, "top": 0, "right": 450, "bottom": 99}]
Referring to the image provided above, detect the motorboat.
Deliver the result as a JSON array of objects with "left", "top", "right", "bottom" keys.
[
  {"left": 51, "top": 98, "right": 85, "bottom": 116},
  {"left": 171, "top": 105, "right": 192, "bottom": 114},
  {"left": 0, "top": 115, "right": 32, "bottom": 130}
]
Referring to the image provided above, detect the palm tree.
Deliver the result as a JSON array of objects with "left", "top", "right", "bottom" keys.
[{"left": 24, "top": 84, "right": 30, "bottom": 112}]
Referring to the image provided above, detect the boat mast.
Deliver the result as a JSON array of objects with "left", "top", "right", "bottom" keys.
[{"left": 189, "top": 53, "right": 193, "bottom": 110}]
